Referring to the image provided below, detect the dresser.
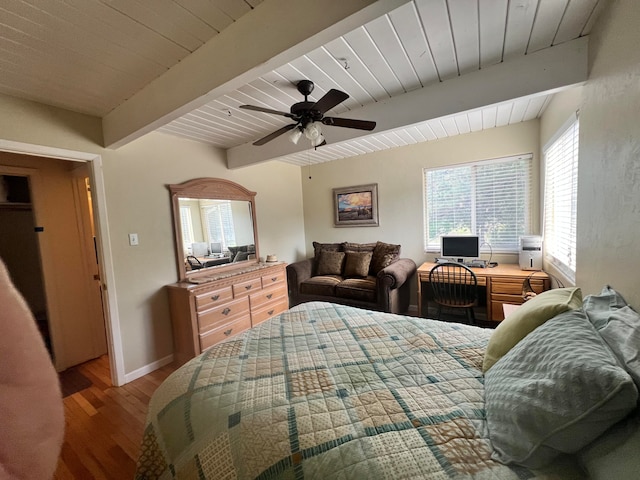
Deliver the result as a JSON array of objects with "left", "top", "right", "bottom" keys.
[{"left": 167, "top": 262, "right": 288, "bottom": 365}]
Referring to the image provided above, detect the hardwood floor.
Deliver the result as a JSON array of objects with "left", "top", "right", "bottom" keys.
[{"left": 53, "top": 355, "right": 177, "bottom": 479}]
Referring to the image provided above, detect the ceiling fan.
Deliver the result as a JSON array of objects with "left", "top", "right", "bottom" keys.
[{"left": 239, "top": 80, "right": 376, "bottom": 147}]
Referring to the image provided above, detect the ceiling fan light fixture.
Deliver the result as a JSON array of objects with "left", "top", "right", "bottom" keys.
[
  {"left": 288, "top": 127, "right": 303, "bottom": 144},
  {"left": 311, "top": 133, "right": 325, "bottom": 147},
  {"left": 304, "top": 122, "right": 322, "bottom": 141}
]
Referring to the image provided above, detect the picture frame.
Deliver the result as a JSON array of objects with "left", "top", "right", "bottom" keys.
[{"left": 333, "top": 183, "right": 379, "bottom": 227}]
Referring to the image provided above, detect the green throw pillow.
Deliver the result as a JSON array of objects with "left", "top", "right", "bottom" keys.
[{"left": 482, "top": 287, "right": 582, "bottom": 372}]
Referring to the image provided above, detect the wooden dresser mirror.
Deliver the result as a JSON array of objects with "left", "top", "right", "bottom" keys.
[{"left": 168, "top": 178, "right": 260, "bottom": 282}]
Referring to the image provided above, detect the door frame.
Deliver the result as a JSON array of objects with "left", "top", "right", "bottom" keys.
[{"left": 0, "top": 139, "right": 125, "bottom": 386}]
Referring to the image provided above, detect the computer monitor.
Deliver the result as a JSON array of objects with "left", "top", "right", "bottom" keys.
[
  {"left": 210, "top": 242, "right": 222, "bottom": 255},
  {"left": 191, "top": 242, "right": 208, "bottom": 257},
  {"left": 440, "top": 235, "right": 479, "bottom": 262}
]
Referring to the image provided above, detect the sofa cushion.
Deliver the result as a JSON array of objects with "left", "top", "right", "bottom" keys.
[
  {"left": 312, "top": 241, "right": 344, "bottom": 275},
  {"left": 344, "top": 252, "right": 373, "bottom": 278},
  {"left": 335, "top": 277, "right": 377, "bottom": 302},
  {"left": 299, "top": 276, "right": 342, "bottom": 296},
  {"left": 370, "top": 241, "right": 400, "bottom": 274},
  {"left": 343, "top": 242, "right": 376, "bottom": 253},
  {"left": 316, "top": 250, "right": 345, "bottom": 276}
]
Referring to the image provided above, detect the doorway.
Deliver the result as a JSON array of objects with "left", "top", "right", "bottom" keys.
[
  {"left": 0, "top": 140, "right": 124, "bottom": 386},
  {"left": 0, "top": 160, "right": 108, "bottom": 371}
]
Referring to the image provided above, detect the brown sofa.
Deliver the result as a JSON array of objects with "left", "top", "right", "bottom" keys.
[{"left": 286, "top": 241, "right": 417, "bottom": 314}]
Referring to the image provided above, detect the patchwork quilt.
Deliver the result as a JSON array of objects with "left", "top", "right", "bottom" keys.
[{"left": 135, "top": 302, "right": 540, "bottom": 479}]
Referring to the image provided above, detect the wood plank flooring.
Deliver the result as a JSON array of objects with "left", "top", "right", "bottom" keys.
[{"left": 53, "top": 355, "right": 177, "bottom": 479}]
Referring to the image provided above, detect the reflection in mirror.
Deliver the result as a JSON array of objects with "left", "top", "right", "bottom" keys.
[
  {"left": 168, "top": 178, "right": 259, "bottom": 281},
  {"left": 178, "top": 198, "right": 255, "bottom": 267}
]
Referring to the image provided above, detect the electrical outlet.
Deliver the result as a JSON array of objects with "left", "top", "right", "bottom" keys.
[{"left": 128, "top": 233, "right": 139, "bottom": 246}]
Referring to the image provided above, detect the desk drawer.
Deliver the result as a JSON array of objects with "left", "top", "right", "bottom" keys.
[
  {"left": 198, "top": 297, "right": 249, "bottom": 332},
  {"left": 200, "top": 316, "right": 251, "bottom": 350},
  {"left": 233, "top": 278, "right": 262, "bottom": 297},
  {"left": 195, "top": 286, "right": 233, "bottom": 311},
  {"left": 492, "top": 278, "right": 546, "bottom": 295}
]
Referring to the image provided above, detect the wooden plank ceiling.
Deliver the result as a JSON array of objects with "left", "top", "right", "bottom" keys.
[{"left": 0, "top": 0, "right": 605, "bottom": 167}]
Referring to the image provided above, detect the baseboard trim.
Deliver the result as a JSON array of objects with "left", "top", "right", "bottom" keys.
[{"left": 124, "top": 354, "right": 174, "bottom": 384}]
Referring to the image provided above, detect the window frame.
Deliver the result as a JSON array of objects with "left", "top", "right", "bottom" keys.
[
  {"left": 423, "top": 154, "right": 533, "bottom": 254},
  {"left": 542, "top": 114, "right": 579, "bottom": 282}
]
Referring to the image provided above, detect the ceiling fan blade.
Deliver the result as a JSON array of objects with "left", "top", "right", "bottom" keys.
[
  {"left": 240, "top": 105, "right": 294, "bottom": 118},
  {"left": 311, "top": 89, "right": 349, "bottom": 114},
  {"left": 253, "top": 124, "right": 297, "bottom": 146},
  {"left": 322, "top": 117, "right": 376, "bottom": 131}
]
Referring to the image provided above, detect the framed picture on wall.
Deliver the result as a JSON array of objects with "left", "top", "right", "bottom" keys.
[{"left": 333, "top": 183, "right": 379, "bottom": 227}]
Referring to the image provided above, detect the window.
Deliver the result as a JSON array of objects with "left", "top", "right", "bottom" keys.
[
  {"left": 424, "top": 154, "right": 532, "bottom": 252},
  {"left": 179, "top": 206, "right": 194, "bottom": 253},
  {"left": 543, "top": 117, "right": 579, "bottom": 281},
  {"left": 201, "top": 201, "right": 236, "bottom": 250}
]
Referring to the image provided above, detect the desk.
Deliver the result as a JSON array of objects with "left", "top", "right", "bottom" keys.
[{"left": 417, "top": 262, "right": 549, "bottom": 322}]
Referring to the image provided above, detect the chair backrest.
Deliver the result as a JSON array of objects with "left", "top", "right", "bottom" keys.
[
  {"left": 429, "top": 262, "right": 478, "bottom": 308},
  {"left": 186, "top": 255, "right": 204, "bottom": 270}
]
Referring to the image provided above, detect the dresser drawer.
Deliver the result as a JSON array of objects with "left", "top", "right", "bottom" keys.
[
  {"left": 252, "top": 299, "right": 288, "bottom": 326},
  {"left": 232, "top": 277, "right": 262, "bottom": 298},
  {"left": 195, "top": 286, "right": 233, "bottom": 311},
  {"left": 250, "top": 284, "right": 287, "bottom": 309},
  {"left": 199, "top": 316, "right": 251, "bottom": 350},
  {"left": 198, "top": 297, "right": 250, "bottom": 332},
  {"left": 262, "top": 270, "right": 285, "bottom": 288}
]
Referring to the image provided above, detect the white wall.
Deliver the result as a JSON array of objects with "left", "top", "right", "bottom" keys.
[
  {"left": 574, "top": 0, "right": 640, "bottom": 308},
  {"left": 300, "top": 120, "right": 542, "bottom": 304}
]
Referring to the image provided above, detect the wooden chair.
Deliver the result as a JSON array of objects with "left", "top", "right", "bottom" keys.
[{"left": 428, "top": 262, "right": 478, "bottom": 324}]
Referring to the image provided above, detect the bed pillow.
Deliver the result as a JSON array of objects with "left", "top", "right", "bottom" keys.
[
  {"left": 316, "top": 250, "right": 345, "bottom": 276},
  {"left": 583, "top": 285, "right": 629, "bottom": 329},
  {"left": 485, "top": 309, "right": 638, "bottom": 469},
  {"left": 343, "top": 251, "right": 373, "bottom": 278},
  {"left": 482, "top": 287, "right": 582, "bottom": 372}
]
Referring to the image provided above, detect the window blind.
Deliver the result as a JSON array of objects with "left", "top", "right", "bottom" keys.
[
  {"left": 179, "top": 206, "right": 194, "bottom": 251},
  {"left": 202, "top": 201, "right": 236, "bottom": 250},
  {"left": 543, "top": 118, "right": 579, "bottom": 280},
  {"left": 423, "top": 154, "right": 532, "bottom": 252}
]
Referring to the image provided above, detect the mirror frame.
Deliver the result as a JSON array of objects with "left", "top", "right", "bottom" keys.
[{"left": 168, "top": 177, "right": 260, "bottom": 281}]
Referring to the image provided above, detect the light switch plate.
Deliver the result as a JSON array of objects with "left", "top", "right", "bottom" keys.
[{"left": 128, "top": 233, "right": 139, "bottom": 246}]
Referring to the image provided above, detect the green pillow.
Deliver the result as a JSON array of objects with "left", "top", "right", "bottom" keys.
[{"left": 482, "top": 287, "right": 582, "bottom": 372}]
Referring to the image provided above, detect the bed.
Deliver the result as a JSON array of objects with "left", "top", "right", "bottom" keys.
[{"left": 135, "top": 292, "right": 640, "bottom": 479}]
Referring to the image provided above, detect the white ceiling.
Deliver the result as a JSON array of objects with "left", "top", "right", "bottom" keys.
[{"left": 0, "top": 0, "right": 606, "bottom": 167}]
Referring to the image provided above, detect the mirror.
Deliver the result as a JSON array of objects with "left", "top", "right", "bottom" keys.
[{"left": 168, "top": 178, "right": 259, "bottom": 281}]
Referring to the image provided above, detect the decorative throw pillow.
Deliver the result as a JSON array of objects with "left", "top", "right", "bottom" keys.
[
  {"left": 369, "top": 241, "right": 400, "bottom": 275},
  {"left": 316, "top": 250, "right": 345, "bottom": 276},
  {"left": 482, "top": 287, "right": 582, "bottom": 372},
  {"left": 343, "top": 252, "right": 373, "bottom": 278},
  {"left": 485, "top": 309, "right": 639, "bottom": 469}
]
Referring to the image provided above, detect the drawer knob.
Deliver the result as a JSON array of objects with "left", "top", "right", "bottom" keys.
[
  {"left": 268, "top": 310, "right": 274, "bottom": 315},
  {"left": 245, "top": 285, "right": 252, "bottom": 290},
  {"left": 223, "top": 329, "right": 233, "bottom": 336},
  {"left": 271, "top": 277, "right": 277, "bottom": 282},
  {"left": 222, "top": 308, "right": 231, "bottom": 316},
  {"left": 211, "top": 294, "right": 220, "bottom": 301},
  {"left": 266, "top": 293, "right": 273, "bottom": 299}
]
